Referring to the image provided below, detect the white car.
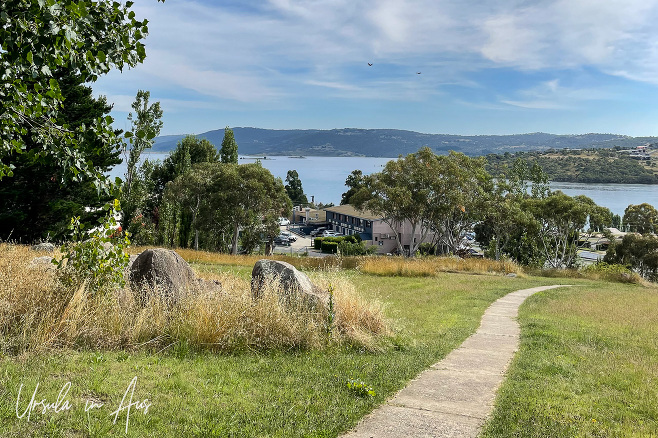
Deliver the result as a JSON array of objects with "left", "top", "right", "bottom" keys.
[
  {"left": 279, "top": 231, "right": 297, "bottom": 242},
  {"left": 278, "top": 217, "right": 290, "bottom": 226},
  {"left": 320, "top": 230, "right": 340, "bottom": 237}
]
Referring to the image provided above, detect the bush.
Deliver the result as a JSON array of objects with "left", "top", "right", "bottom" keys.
[
  {"left": 54, "top": 199, "right": 130, "bottom": 295},
  {"left": 338, "top": 241, "right": 377, "bottom": 256},
  {"left": 581, "top": 262, "right": 642, "bottom": 283},
  {"left": 314, "top": 237, "right": 324, "bottom": 250},
  {"left": 322, "top": 241, "right": 339, "bottom": 254}
]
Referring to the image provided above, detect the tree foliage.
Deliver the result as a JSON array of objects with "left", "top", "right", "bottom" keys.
[
  {"left": 220, "top": 126, "right": 238, "bottom": 164},
  {"left": 605, "top": 234, "right": 658, "bottom": 281},
  {"left": 623, "top": 203, "right": 658, "bottom": 234},
  {"left": 285, "top": 169, "right": 308, "bottom": 206},
  {"left": 0, "top": 69, "right": 121, "bottom": 241},
  {"left": 162, "top": 162, "right": 291, "bottom": 254},
  {"left": 341, "top": 169, "right": 365, "bottom": 205},
  {"left": 121, "top": 90, "right": 163, "bottom": 232},
  {"left": 353, "top": 147, "right": 490, "bottom": 257},
  {"left": 0, "top": 0, "right": 164, "bottom": 186}
]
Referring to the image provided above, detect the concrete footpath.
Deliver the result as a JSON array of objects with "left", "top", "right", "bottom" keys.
[{"left": 342, "top": 285, "right": 568, "bottom": 438}]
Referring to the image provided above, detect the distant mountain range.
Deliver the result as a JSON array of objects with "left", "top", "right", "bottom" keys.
[{"left": 152, "top": 128, "right": 658, "bottom": 158}]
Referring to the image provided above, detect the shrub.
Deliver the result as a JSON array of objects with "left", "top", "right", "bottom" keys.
[
  {"left": 581, "top": 262, "right": 642, "bottom": 284},
  {"left": 54, "top": 199, "right": 130, "bottom": 295},
  {"left": 322, "top": 241, "right": 339, "bottom": 254},
  {"left": 338, "top": 241, "right": 377, "bottom": 256}
]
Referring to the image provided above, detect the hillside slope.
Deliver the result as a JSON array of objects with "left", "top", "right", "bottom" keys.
[{"left": 153, "top": 128, "right": 657, "bottom": 157}]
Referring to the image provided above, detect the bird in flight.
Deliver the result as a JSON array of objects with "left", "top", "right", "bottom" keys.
[
  {"left": 368, "top": 62, "right": 373, "bottom": 66},
  {"left": 416, "top": 72, "right": 421, "bottom": 74}
]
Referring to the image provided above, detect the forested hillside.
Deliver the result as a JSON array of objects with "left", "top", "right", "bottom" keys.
[
  {"left": 486, "top": 149, "right": 658, "bottom": 184},
  {"left": 153, "top": 128, "right": 658, "bottom": 158}
]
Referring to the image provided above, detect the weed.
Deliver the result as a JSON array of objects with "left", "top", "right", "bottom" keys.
[{"left": 346, "top": 378, "right": 376, "bottom": 397}]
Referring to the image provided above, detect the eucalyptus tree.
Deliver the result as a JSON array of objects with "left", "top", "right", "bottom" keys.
[
  {"left": 163, "top": 162, "right": 291, "bottom": 254},
  {"left": 528, "top": 192, "right": 592, "bottom": 268},
  {"left": 341, "top": 170, "right": 366, "bottom": 205},
  {"left": 623, "top": 203, "right": 658, "bottom": 234},
  {"left": 353, "top": 147, "right": 437, "bottom": 256},
  {"left": 427, "top": 152, "right": 492, "bottom": 255},
  {"left": 353, "top": 147, "right": 490, "bottom": 257}
]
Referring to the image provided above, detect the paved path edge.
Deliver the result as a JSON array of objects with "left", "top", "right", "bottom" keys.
[{"left": 341, "top": 284, "right": 570, "bottom": 438}]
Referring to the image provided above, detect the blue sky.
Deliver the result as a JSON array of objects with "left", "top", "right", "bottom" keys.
[{"left": 94, "top": 0, "right": 658, "bottom": 137}]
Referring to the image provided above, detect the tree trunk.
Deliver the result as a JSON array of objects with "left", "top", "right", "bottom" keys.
[{"left": 231, "top": 222, "right": 239, "bottom": 255}]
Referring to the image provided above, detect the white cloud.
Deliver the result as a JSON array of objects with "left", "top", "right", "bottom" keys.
[{"left": 95, "top": 0, "right": 658, "bottom": 111}]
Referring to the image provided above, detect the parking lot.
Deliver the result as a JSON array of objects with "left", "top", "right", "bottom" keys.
[{"left": 272, "top": 225, "right": 329, "bottom": 257}]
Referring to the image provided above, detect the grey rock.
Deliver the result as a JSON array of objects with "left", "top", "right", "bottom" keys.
[
  {"left": 506, "top": 273, "right": 517, "bottom": 278},
  {"left": 129, "top": 248, "right": 197, "bottom": 305},
  {"left": 251, "top": 259, "right": 328, "bottom": 309},
  {"left": 31, "top": 243, "right": 55, "bottom": 252}
]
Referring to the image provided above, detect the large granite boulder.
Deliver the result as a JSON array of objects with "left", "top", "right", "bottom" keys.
[
  {"left": 251, "top": 259, "right": 328, "bottom": 310},
  {"left": 129, "top": 248, "right": 197, "bottom": 305}
]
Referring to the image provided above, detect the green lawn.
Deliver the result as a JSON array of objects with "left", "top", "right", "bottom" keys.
[
  {"left": 0, "top": 270, "right": 559, "bottom": 437},
  {"left": 482, "top": 283, "right": 658, "bottom": 437}
]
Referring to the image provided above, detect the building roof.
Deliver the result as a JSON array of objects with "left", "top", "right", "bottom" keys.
[{"left": 323, "top": 204, "right": 382, "bottom": 220}]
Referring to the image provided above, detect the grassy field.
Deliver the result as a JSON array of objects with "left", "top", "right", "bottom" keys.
[
  {"left": 482, "top": 283, "right": 658, "bottom": 437},
  {"left": 1, "top": 247, "right": 656, "bottom": 436}
]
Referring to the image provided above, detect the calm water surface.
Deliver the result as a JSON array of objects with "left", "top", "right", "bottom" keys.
[{"left": 109, "top": 154, "right": 658, "bottom": 217}]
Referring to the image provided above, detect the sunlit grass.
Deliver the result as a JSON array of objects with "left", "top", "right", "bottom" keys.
[
  {"left": 482, "top": 283, "right": 658, "bottom": 436},
  {"left": 0, "top": 244, "right": 391, "bottom": 354},
  {"left": 359, "top": 255, "right": 522, "bottom": 277}
]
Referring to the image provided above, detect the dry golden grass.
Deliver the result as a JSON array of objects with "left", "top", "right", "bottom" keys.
[
  {"left": 0, "top": 244, "right": 392, "bottom": 354},
  {"left": 132, "top": 246, "right": 364, "bottom": 271},
  {"left": 359, "top": 256, "right": 522, "bottom": 277}
]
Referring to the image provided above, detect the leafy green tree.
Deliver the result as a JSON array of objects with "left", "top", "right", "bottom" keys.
[
  {"left": 164, "top": 164, "right": 215, "bottom": 250},
  {"left": 354, "top": 147, "right": 489, "bottom": 256},
  {"left": 152, "top": 135, "right": 220, "bottom": 246},
  {"left": 285, "top": 170, "right": 308, "bottom": 206},
  {"left": 427, "top": 152, "right": 492, "bottom": 255},
  {"left": 0, "top": 69, "right": 121, "bottom": 241},
  {"left": 623, "top": 203, "right": 658, "bottom": 234},
  {"left": 477, "top": 159, "right": 549, "bottom": 265},
  {"left": 123, "top": 91, "right": 163, "bottom": 196},
  {"left": 0, "top": 0, "right": 163, "bottom": 186},
  {"left": 353, "top": 148, "right": 436, "bottom": 256},
  {"left": 529, "top": 192, "right": 591, "bottom": 268},
  {"left": 121, "top": 90, "right": 163, "bottom": 230},
  {"left": 341, "top": 170, "right": 365, "bottom": 205},
  {"left": 162, "top": 162, "right": 291, "bottom": 255},
  {"left": 220, "top": 126, "right": 239, "bottom": 164},
  {"left": 604, "top": 234, "right": 658, "bottom": 281}
]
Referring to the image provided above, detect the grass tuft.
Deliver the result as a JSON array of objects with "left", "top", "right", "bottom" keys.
[
  {"left": 0, "top": 244, "right": 392, "bottom": 355},
  {"left": 359, "top": 256, "right": 522, "bottom": 277}
]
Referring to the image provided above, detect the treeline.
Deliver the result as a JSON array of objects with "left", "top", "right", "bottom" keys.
[
  {"left": 486, "top": 150, "right": 658, "bottom": 184},
  {"left": 122, "top": 127, "right": 290, "bottom": 254}
]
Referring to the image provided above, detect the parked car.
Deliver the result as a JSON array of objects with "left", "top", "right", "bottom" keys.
[
  {"left": 320, "top": 230, "right": 340, "bottom": 237},
  {"left": 274, "top": 236, "right": 291, "bottom": 246},
  {"left": 309, "top": 227, "right": 327, "bottom": 237},
  {"left": 278, "top": 217, "right": 290, "bottom": 226},
  {"left": 279, "top": 231, "right": 297, "bottom": 242}
]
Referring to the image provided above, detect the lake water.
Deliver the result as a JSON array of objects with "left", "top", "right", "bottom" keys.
[{"left": 109, "top": 154, "right": 658, "bottom": 217}]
